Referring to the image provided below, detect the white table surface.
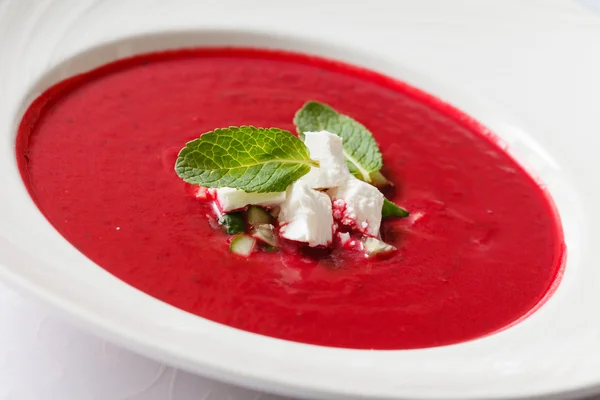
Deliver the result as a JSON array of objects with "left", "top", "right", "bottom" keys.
[
  {"left": 0, "top": 283, "right": 293, "bottom": 400},
  {"left": 2, "top": 281, "right": 600, "bottom": 400}
]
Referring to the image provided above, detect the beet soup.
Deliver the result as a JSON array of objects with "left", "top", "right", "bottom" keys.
[{"left": 16, "top": 48, "right": 564, "bottom": 349}]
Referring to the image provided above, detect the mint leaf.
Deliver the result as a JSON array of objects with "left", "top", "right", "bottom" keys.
[
  {"left": 382, "top": 198, "right": 409, "bottom": 218},
  {"left": 175, "top": 126, "right": 319, "bottom": 193},
  {"left": 294, "top": 101, "right": 383, "bottom": 183},
  {"left": 294, "top": 102, "right": 410, "bottom": 217}
]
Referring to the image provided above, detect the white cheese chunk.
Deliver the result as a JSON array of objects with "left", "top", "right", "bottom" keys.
[
  {"left": 301, "top": 130, "right": 350, "bottom": 189},
  {"left": 278, "top": 180, "right": 334, "bottom": 247},
  {"left": 337, "top": 232, "right": 351, "bottom": 246},
  {"left": 328, "top": 176, "right": 384, "bottom": 237},
  {"left": 362, "top": 237, "right": 396, "bottom": 257},
  {"left": 211, "top": 187, "right": 286, "bottom": 213}
]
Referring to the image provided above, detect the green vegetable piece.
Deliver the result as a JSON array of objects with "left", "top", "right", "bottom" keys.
[
  {"left": 218, "top": 212, "right": 246, "bottom": 235},
  {"left": 294, "top": 101, "right": 383, "bottom": 183},
  {"left": 261, "top": 244, "right": 279, "bottom": 252},
  {"left": 382, "top": 198, "right": 409, "bottom": 218},
  {"left": 247, "top": 205, "right": 274, "bottom": 226},
  {"left": 230, "top": 233, "right": 256, "bottom": 257},
  {"left": 251, "top": 224, "right": 278, "bottom": 247},
  {"left": 175, "top": 126, "right": 319, "bottom": 193},
  {"left": 363, "top": 237, "right": 396, "bottom": 257}
]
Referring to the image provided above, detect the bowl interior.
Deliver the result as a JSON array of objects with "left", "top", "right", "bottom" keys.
[{"left": 1, "top": 1, "right": 600, "bottom": 399}]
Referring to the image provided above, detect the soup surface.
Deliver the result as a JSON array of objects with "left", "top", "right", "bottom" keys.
[{"left": 16, "top": 48, "right": 564, "bottom": 349}]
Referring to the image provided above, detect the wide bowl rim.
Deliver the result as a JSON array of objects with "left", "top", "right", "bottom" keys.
[{"left": 1, "top": 2, "right": 600, "bottom": 399}]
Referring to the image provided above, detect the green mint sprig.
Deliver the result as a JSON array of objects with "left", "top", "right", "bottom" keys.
[
  {"left": 294, "top": 101, "right": 382, "bottom": 183},
  {"left": 294, "top": 101, "right": 407, "bottom": 218},
  {"left": 175, "top": 126, "right": 319, "bottom": 193}
]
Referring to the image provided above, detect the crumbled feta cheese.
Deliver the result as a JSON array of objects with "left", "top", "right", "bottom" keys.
[
  {"left": 211, "top": 187, "right": 286, "bottom": 213},
  {"left": 336, "top": 232, "right": 364, "bottom": 250},
  {"left": 193, "top": 186, "right": 209, "bottom": 200},
  {"left": 301, "top": 131, "right": 350, "bottom": 189},
  {"left": 337, "top": 232, "right": 351, "bottom": 246},
  {"left": 278, "top": 181, "right": 334, "bottom": 247},
  {"left": 328, "top": 176, "right": 384, "bottom": 237}
]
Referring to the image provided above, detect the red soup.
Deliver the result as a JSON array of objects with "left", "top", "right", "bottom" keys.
[{"left": 16, "top": 48, "right": 564, "bottom": 349}]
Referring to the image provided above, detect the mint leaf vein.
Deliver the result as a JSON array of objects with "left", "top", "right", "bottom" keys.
[{"left": 175, "top": 126, "right": 318, "bottom": 193}]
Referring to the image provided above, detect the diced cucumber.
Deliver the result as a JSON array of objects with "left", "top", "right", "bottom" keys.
[
  {"left": 261, "top": 244, "right": 279, "bottom": 252},
  {"left": 247, "top": 205, "right": 273, "bottom": 226},
  {"left": 251, "top": 224, "right": 278, "bottom": 247},
  {"left": 230, "top": 233, "right": 256, "bottom": 256},
  {"left": 218, "top": 212, "right": 246, "bottom": 235},
  {"left": 269, "top": 206, "right": 281, "bottom": 218},
  {"left": 363, "top": 237, "right": 396, "bottom": 257}
]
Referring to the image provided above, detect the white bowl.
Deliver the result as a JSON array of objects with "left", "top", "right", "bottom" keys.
[{"left": 1, "top": 1, "right": 600, "bottom": 399}]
